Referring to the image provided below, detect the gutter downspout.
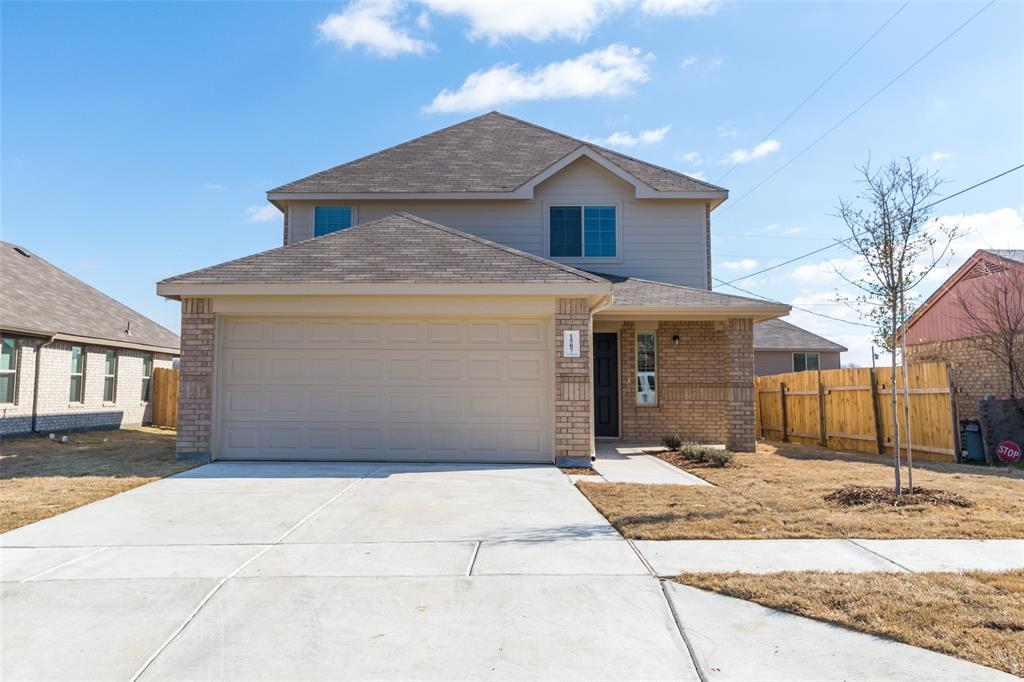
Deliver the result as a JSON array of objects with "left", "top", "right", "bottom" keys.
[{"left": 30, "top": 335, "right": 56, "bottom": 433}]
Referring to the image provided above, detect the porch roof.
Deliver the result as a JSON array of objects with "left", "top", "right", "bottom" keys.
[{"left": 595, "top": 276, "right": 790, "bottom": 321}]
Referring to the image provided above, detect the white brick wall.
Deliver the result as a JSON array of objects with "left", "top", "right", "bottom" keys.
[{"left": 0, "top": 338, "right": 173, "bottom": 436}]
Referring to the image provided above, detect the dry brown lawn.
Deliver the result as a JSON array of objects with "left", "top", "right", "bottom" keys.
[
  {"left": 0, "top": 427, "right": 198, "bottom": 533},
  {"left": 578, "top": 441, "right": 1024, "bottom": 539},
  {"left": 677, "top": 570, "right": 1024, "bottom": 677}
]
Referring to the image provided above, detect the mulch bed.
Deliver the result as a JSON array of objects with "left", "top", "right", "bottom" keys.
[
  {"left": 648, "top": 450, "right": 736, "bottom": 471},
  {"left": 825, "top": 485, "right": 974, "bottom": 508},
  {"left": 559, "top": 467, "right": 600, "bottom": 475}
]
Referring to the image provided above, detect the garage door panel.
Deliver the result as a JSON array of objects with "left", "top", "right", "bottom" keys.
[{"left": 217, "top": 316, "right": 552, "bottom": 462}]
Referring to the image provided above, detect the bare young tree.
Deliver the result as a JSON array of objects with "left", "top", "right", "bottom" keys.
[
  {"left": 835, "top": 157, "right": 961, "bottom": 494},
  {"left": 954, "top": 261, "right": 1024, "bottom": 425}
]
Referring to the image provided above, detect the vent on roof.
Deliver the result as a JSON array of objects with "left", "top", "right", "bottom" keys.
[
  {"left": 962, "top": 259, "right": 1008, "bottom": 280},
  {"left": 13, "top": 246, "right": 31, "bottom": 258}
]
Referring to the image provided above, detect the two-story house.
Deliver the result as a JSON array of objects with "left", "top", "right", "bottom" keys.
[{"left": 158, "top": 112, "right": 788, "bottom": 465}]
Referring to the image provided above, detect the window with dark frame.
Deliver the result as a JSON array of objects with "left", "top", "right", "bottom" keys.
[
  {"left": 0, "top": 338, "right": 17, "bottom": 404},
  {"left": 141, "top": 355, "right": 153, "bottom": 401},
  {"left": 103, "top": 351, "right": 117, "bottom": 402},
  {"left": 636, "top": 331, "right": 657, "bottom": 405},
  {"left": 69, "top": 346, "right": 86, "bottom": 403},
  {"left": 314, "top": 206, "right": 353, "bottom": 237},
  {"left": 793, "top": 352, "right": 820, "bottom": 372},
  {"left": 549, "top": 205, "right": 617, "bottom": 258}
]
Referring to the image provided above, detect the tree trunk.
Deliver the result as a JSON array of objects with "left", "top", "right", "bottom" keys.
[
  {"left": 900, "top": 296, "right": 913, "bottom": 493},
  {"left": 891, "top": 313, "right": 902, "bottom": 494}
]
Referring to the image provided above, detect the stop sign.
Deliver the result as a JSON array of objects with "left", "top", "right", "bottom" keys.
[{"left": 996, "top": 441, "right": 1022, "bottom": 464}]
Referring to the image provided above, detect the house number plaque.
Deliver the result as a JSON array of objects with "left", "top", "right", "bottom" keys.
[{"left": 563, "top": 330, "right": 580, "bottom": 358}]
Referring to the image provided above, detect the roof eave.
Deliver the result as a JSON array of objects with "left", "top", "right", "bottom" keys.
[
  {"left": 157, "top": 281, "right": 612, "bottom": 299},
  {"left": 598, "top": 304, "right": 790, "bottom": 322},
  {"left": 266, "top": 189, "right": 728, "bottom": 202}
]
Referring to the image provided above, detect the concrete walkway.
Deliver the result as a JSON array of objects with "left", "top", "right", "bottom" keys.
[
  {"left": 591, "top": 442, "right": 711, "bottom": 485},
  {"left": 635, "top": 538, "right": 1024, "bottom": 576},
  {"left": 665, "top": 583, "right": 1017, "bottom": 681}
]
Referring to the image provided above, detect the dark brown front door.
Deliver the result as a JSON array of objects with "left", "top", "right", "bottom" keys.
[{"left": 593, "top": 333, "right": 619, "bottom": 438}]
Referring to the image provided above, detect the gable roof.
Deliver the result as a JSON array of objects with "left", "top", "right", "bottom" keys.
[
  {"left": 594, "top": 274, "right": 789, "bottom": 321},
  {"left": 753, "top": 319, "right": 847, "bottom": 352},
  {"left": 159, "top": 213, "right": 607, "bottom": 291},
  {"left": 269, "top": 112, "right": 725, "bottom": 199},
  {"left": 1, "top": 241, "right": 180, "bottom": 353}
]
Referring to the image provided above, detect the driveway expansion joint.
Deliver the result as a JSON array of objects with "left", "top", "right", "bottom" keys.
[
  {"left": 659, "top": 579, "right": 709, "bottom": 682},
  {"left": 19, "top": 546, "right": 109, "bottom": 583},
  {"left": 846, "top": 539, "right": 915, "bottom": 573}
]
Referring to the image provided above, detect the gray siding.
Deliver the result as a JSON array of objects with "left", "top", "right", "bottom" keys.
[
  {"left": 283, "top": 157, "right": 709, "bottom": 287},
  {"left": 754, "top": 350, "right": 842, "bottom": 376}
]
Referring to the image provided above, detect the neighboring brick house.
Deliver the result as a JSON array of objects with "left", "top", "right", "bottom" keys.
[
  {"left": 158, "top": 112, "right": 788, "bottom": 465},
  {"left": 904, "top": 249, "right": 1024, "bottom": 419},
  {"left": 0, "top": 242, "right": 179, "bottom": 435},
  {"left": 753, "top": 318, "right": 846, "bottom": 376}
]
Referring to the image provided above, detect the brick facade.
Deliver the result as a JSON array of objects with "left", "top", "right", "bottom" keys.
[
  {"left": 616, "top": 318, "right": 756, "bottom": 452},
  {"left": 907, "top": 337, "right": 1022, "bottom": 420},
  {"left": 176, "top": 297, "right": 215, "bottom": 460},
  {"left": 0, "top": 338, "right": 173, "bottom": 436},
  {"left": 554, "top": 297, "right": 593, "bottom": 465}
]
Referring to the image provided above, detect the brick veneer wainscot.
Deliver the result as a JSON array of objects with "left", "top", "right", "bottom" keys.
[
  {"left": 176, "top": 297, "right": 215, "bottom": 460},
  {"left": 619, "top": 318, "right": 755, "bottom": 452}
]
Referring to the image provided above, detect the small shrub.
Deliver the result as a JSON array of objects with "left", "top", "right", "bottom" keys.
[
  {"left": 706, "top": 450, "right": 734, "bottom": 468},
  {"left": 662, "top": 434, "right": 683, "bottom": 451},
  {"left": 678, "top": 442, "right": 720, "bottom": 462}
]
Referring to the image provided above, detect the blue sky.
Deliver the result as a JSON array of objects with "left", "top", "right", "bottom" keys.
[{"left": 3, "top": 0, "right": 1022, "bottom": 365}]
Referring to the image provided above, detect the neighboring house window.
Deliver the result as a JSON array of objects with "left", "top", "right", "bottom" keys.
[
  {"left": 637, "top": 331, "right": 657, "bottom": 405},
  {"left": 549, "top": 205, "right": 617, "bottom": 258},
  {"left": 69, "top": 346, "right": 86, "bottom": 403},
  {"left": 794, "top": 352, "right": 820, "bottom": 372},
  {"left": 314, "top": 206, "right": 353, "bottom": 237},
  {"left": 103, "top": 351, "right": 117, "bottom": 402},
  {"left": 141, "top": 355, "right": 153, "bottom": 401},
  {"left": 0, "top": 337, "right": 17, "bottom": 404}
]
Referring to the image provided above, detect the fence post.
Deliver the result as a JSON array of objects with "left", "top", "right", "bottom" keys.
[
  {"left": 817, "top": 371, "right": 827, "bottom": 446},
  {"left": 947, "top": 364, "right": 962, "bottom": 463},
  {"left": 869, "top": 370, "right": 884, "bottom": 455},
  {"left": 780, "top": 381, "right": 789, "bottom": 443}
]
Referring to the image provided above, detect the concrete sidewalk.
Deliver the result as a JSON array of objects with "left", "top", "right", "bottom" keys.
[
  {"left": 635, "top": 538, "right": 1024, "bottom": 575},
  {"left": 591, "top": 442, "right": 711, "bottom": 485}
]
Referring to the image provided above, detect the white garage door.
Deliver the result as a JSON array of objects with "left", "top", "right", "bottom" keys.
[{"left": 216, "top": 316, "right": 553, "bottom": 462}]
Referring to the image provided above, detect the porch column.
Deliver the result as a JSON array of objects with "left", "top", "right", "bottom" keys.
[
  {"left": 554, "top": 297, "right": 594, "bottom": 466},
  {"left": 177, "top": 297, "right": 215, "bottom": 461},
  {"left": 725, "top": 317, "right": 756, "bottom": 452}
]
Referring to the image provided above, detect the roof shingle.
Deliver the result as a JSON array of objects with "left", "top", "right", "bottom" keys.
[
  {"left": 271, "top": 112, "right": 723, "bottom": 195},
  {"left": 753, "top": 318, "right": 847, "bottom": 352},
  {"left": 1, "top": 241, "right": 180, "bottom": 351},
  {"left": 605, "top": 275, "right": 787, "bottom": 311}
]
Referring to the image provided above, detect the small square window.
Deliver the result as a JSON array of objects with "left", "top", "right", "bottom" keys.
[
  {"left": 549, "top": 205, "right": 617, "bottom": 258},
  {"left": 794, "top": 352, "right": 820, "bottom": 372},
  {"left": 314, "top": 206, "right": 353, "bottom": 237}
]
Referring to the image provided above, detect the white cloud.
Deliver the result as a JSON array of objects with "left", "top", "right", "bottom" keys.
[
  {"left": 425, "top": 44, "right": 650, "bottom": 113},
  {"left": 709, "top": 56, "right": 723, "bottom": 68},
  {"left": 720, "top": 139, "right": 780, "bottom": 164},
  {"left": 590, "top": 124, "right": 670, "bottom": 148},
  {"left": 720, "top": 258, "right": 758, "bottom": 272},
  {"left": 319, "top": 0, "right": 433, "bottom": 57},
  {"left": 783, "top": 227, "right": 806, "bottom": 236},
  {"left": 679, "top": 56, "right": 697, "bottom": 69},
  {"left": 716, "top": 121, "right": 736, "bottom": 138},
  {"left": 678, "top": 151, "right": 702, "bottom": 164},
  {"left": 685, "top": 169, "right": 707, "bottom": 180},
  {"left": 642, "top": 0, "right": 716, "bottom": 15},
  {"left": 245, "top": 205, "right": 281, "bottom": 223},
  {"left": 421, "top": 0, "right": 623, "bottom": 43},
  {"left": 929, "top": 150, "right": 954, "bottom": 162},
  {"left": 202, "top": 182, "right": 225, "bottom": 191},
  {"left": 919, "top": 206, "right": 1024, "bottom": 286}
]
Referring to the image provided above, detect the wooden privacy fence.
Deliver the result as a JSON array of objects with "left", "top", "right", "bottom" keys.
[
  {"left": 150, "top": 367, "right": 179, "bottom": 429},
  {"left": 755, "top": 362, "right": 961, "bottom": 462}
]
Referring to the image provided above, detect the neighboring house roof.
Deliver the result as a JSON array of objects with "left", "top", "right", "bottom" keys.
[
  {"left": 269, "top": 111, "right": 724, "bottom": 198},
  {"left": 753, "top": 319, "right": 847, "bottom": 352},
  {"left": 595, "top": 274, "right": 789, "bottom": 321},
  {"left": 986, "top": 249, "right": 1024, "bottom": 264},
  {"left": 160, "top": 213, "right": 607, "bottom": 287},
  {"left": 1, "top": 241, "right": 180, "bottom": 353}
]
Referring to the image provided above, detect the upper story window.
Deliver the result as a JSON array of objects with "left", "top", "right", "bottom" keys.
[
  {"left": 793, "top": 352, "right": 820, "bottom": 372},
  {"left": 69, "top": 346, "right": 86, "bottom": 403},
  {"left": 549, "top": 205, "right": 617, "bottom": 258},
  {"left": 103, "top": 351, "right": 118, "bottom": 402},
  {"left": 314, "top": 206, "right": 353, "bottom": 237},
  {"left": 0, "top": 337, "right": 18, "bottom": 404},
  {"left": 141, "top": 355, "right": 153, "bottom": 401}
]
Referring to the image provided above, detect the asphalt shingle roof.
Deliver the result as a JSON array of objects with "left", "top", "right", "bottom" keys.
[
  {"left": 1, "top": 241, "right": 180, "bottom": 351},
  {"left": 271, "top": 112, "right": 723, "bottom": 195},
  {"left": 604, "top": 275, "right": 787, "bottom": 311},
  {"left": 753, "top": 318, "right": 847, "bottom": 352},
  {"left": 161, "top": 213, "right": 607, "bottom": 285}
]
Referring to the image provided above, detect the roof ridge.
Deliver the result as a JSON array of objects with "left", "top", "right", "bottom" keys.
[
  {"left": 761, "top": 318, "right": 847, "bottom": 350},
  {"left": 268, "top": 112, "right": 497, "bottom": 194},
  {"left": 392, "top": 212, "right": 607, "bottom": 283},
  {"left": 627, "top": 275, "right": 771, "bottom": 302},
  {"left": 489, "top": 111, "right": 726, "bottom": 193}
]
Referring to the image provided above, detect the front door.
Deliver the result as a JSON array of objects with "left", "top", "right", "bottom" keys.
[{"left": 593, "top": 332, "right": 619, "bottom": 438}]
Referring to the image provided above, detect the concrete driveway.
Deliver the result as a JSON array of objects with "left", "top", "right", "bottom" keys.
[{"left": 1, "top": 462, "right": 696, "bottom": 681}]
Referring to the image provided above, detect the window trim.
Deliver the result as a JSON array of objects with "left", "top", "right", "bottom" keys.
[
  {"left": 69, "top": 346, "right": 86, "bottom": 404},
  {"left": 141, "top": 354, "right": 153, "bottom": 402},
  {"left": 0, "top": 337, "right": 19, "bottom": 405},
  {"left": 793, "top": 352, "right": 821, "bottom": 372},
  {"left": 313, "top": 205, "right": 356, "bottom": 238},
  {"left": 103, "top": 350, "right": 118, "bottom": 403},
  {"left": 636, "top": 330, "right": 657, "bottom": 407},
  {"left": 543, "top": 201, "right": 623, "bottom": 263}
]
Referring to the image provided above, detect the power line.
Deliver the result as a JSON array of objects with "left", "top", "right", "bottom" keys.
[
  {"left": 716, "top": 0, "right": 996, "bottom": 217},
  {"left": 712, "top": 276, "right": 876, "bottom": 328},
  {"left": 715, "top": 162, "right": 1024, "bottom": 287},
  {"left": 716, "top": 0, "right": 911, "bottom": 183}
]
